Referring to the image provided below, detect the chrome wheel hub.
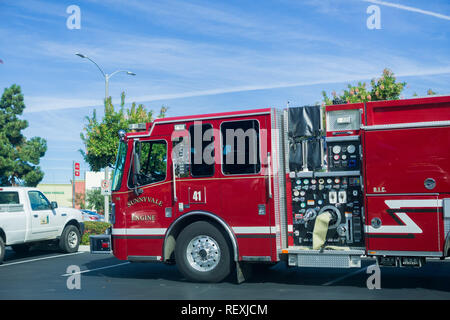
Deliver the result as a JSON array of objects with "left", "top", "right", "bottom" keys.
[
  {"left": 186, "top": 235, "right": 221, "bottom": 272},
  {"left": 68, "top": 231, "right": 78, "bottom": 248}
]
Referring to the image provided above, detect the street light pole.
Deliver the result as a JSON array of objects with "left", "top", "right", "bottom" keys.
[
  {"left": 75, "top": 53, "right": 136, "bottom": 100},
  {"left": 76, "top": 53, "right": 136, "bottom": 222}
]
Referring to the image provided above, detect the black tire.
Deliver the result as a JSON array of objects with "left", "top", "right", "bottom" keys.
[
  {"left": 59, "top": 225, "right": 81, "bottom": 253},
  {"left": 0, "top": 237, "right": 5, "bottom": 265},
  {"left": 11, "top": 243, "right": 30, "bottom": 254},
  {"left": 175, "top": 221, "right": 233, "bottom": 283}
]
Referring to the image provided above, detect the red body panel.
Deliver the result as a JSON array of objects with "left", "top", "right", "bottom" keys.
[
  {"left": 363, "top": 127, "right": 450, "bottom": 194},
  {"left": 362, "top": 96, "right": 450, "bottom": 255},
  {"left": 365, "top": 195, "right": 443, "bottom": 253},
  {"left": 365, "top": 96, "right": 450, "bottom": 126}
]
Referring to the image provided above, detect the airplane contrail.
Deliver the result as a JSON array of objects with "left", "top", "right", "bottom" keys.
[{"left": 364, "top": 0, "right": 450, "bottom": 21}]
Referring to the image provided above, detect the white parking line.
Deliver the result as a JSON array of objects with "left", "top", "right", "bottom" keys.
[
  {"left": 61, "top": 262, "right": 131, "bottom": 276},
  {"left": 0, "top": 252, "right": 85, "bottom": 267},
  {"left": 322, "top": 265, "right": 374, "bottom": 286}
]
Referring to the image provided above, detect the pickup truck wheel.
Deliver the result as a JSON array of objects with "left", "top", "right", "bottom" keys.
[
  {"left": 59, "top": 225, "right": 80, "bottom": 253},
  {"left": 11, "top": 244, "right": 30, "bottom": 253},
  {"left": 175, "top": 221, "right": 232, "bottom": 283},
  {"left": 0, "top": 237, "right": 5, "bottom": 264}
]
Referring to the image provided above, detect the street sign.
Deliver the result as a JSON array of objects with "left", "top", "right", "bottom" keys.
[
  {"left": 101, "top": 179, "right": 111, "bottom": 196},
  {"left": 74, "top": 162, "right": 80, "bottom": 177}
]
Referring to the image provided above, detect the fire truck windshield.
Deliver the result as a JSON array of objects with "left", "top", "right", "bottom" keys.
[{"left": 112, "top": 141, "right": 127, "bottom": 191}]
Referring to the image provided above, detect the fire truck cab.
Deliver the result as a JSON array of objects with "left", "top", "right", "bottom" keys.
[{"left": 91, "top": 95, "right": 450, "bottom": 283}]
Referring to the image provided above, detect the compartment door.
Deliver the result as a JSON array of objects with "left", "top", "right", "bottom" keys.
[{"left": 366, "top": 195, "right": 442, "bottom": 254}]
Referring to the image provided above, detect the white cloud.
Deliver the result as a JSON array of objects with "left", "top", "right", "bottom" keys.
[{"left": 363, "top": 0, "right": 450, "bottom": 21}]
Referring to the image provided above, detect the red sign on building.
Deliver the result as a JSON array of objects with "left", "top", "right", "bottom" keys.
[{"left": 74, "top": 162, "right": 80, "bottom": 177}]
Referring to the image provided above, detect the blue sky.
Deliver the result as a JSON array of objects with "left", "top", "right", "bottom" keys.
[{"left": 0, "top": 0, "right": 449, "bottom": 184}]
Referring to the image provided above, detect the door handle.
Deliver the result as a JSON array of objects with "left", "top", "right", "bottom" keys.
[
  {"left": 267, "top": 152, "right": 273, "bottom": 199},
  {"left": 172, "top": 163, "right": 178, "bottom": 202}
]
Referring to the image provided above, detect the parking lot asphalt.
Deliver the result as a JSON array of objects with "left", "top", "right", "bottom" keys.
[{"left": 1, "top": 246, "right": 449, "bottom": 300}]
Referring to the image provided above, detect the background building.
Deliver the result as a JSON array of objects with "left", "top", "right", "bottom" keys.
[
  {"left": 37, "top": 171, "right": 110, "bottom": 209},
  {"left": 38, "top": 183, "right": 73, "bottom": 207}
]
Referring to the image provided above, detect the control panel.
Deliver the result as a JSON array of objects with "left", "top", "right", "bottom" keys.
[
  {"left": 326, "top": 137, "right": 361, "bottom": 172},
  {"left": 290, "top": 173, "right": 364, "bottom": 247}
]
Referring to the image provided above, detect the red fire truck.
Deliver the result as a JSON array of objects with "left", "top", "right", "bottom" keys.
[{"left": 91, "top": 95, "right": 450, "bottom": 283}]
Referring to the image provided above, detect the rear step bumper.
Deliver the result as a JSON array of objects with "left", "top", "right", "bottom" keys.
[
  {"left": 90, "top": 234, "right": 112, "bottom": 254},
  {"left": 284, "top": 247, "right": 365, "bottom": 268}
]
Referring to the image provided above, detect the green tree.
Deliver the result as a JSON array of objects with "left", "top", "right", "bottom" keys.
[
  {"left": 75, "top": 192, "right": 86, "bottom": 209},
  {"left": 322, "top": 68, "right": 407, "bottom": 106},
  {"left": 427, "top": 89, "right": 437, "bottom": 96},
  {"left": 0, "top": 85, "right": 47, "bottom": 186},
  {"left": 80, "top": 92, "right": 167, "bottom": 171},
  {"left": 85, "top": 189, "right": 104, "bottom": 213}
]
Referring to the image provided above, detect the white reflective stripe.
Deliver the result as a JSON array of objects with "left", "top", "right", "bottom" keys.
[
  {"left": 112, "top": 228, "right": 167, "bottom": 236},
  {"left": 288, "top": 225, "right": 293, "bottom": 232},
  {"left": 365, "top": 212, "right": 423, "bottom": 234},
  {"left": 385, "top": 199, "right": 442, "bottom": 209},
  {"left": 232, "top": 226, "right": 275, "bottom": 234},
  {"left": 362, "top": 120, "right": 450, "bottom": 131}
]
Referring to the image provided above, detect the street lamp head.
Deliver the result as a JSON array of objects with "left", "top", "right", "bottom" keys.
[
  {"left": 75, "top": 53, "right": 87, "bottom": 58},
  {"left": 127, "top": 71, "right": 136, "bottom": 76}
]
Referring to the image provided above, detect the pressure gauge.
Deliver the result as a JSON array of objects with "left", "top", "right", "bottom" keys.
[
  {"left": 347, "top": 144, "right": 356, "bottom": 154},
  {"left": 332, "top": 145, "right": 342, "bottom": 154},
  {"left": 293, "top": 190, "right": 300, "bottom": 197}
]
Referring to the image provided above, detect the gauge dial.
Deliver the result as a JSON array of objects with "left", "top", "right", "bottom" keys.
[
  {"left": 332, "top": 145, "right": 342, "bottom": 154},
  {"left": 347, "top": 144, "right": 356, "bottom": 154}
]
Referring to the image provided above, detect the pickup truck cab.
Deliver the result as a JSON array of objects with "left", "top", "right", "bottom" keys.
[{"left": 0, "top": 187, "right": 85, "bottom": 263}]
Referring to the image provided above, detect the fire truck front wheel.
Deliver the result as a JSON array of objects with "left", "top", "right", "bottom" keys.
[{"left": 175, "top": 221, "right": 233, "bottom": 283}]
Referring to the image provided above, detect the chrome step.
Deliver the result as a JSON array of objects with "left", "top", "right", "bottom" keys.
[{"left": 284, "top": 246, "right": 365, "bottom": 268}]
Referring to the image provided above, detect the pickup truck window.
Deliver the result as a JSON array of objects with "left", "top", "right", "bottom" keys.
[
  {"left": 0, "top": 192, "right": 20, "bottom": 204},
  {"left": 28, "top": 191, "right": 51, "bottom": 211}
]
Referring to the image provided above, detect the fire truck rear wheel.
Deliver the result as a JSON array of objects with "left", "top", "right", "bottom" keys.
[{"left": 175, "top": 221, "right": 232, "bottom": 283}]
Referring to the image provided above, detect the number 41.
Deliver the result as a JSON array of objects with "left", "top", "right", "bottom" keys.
[{"left": 193, "top": 191, "right": 202, "bottom": 202}]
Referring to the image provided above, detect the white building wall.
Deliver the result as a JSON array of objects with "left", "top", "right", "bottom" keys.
[{"left": 85, "top": 171, "right": 110, "bottom": 192}]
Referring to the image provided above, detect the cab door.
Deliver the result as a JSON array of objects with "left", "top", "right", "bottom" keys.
[
  {"left": 124, "top": 138, "right": 172, "bottom": 258},
  {"left": 28, "top": 190, "right": 59, "bottom": 240}
]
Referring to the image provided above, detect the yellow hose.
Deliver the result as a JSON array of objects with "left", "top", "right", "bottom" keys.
[{"left": 312, "top": 212, "right": 332, "bottom": 250}]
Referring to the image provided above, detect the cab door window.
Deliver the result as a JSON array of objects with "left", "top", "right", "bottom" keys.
[
  {"left": 28, "top": 191, "right": 51, "bottom": 211},
  {"left": 189, "top": 123, "right": 215, "bottom": 177},
  {"left": 129, "top": 140, "right": 167, "bottom": 187},
  {"left": 221, "top": 120, "right": 261, "bottom": 175}
]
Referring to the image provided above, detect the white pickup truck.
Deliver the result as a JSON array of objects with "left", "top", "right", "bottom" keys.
[{"left": 0, "top": 187, "right": 85, "bottom": 264}]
